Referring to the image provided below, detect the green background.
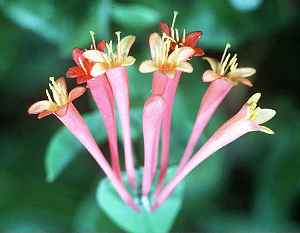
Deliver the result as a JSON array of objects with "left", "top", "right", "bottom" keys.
[{"left": 0, "top": 0, "right": 300, "bottom": 232}]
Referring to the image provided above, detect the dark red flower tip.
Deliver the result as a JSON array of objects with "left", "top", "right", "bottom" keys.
[
  {"left": 67, "top": 66, "right": 85, "bottom": 78},
  {"left": 193, "top": 47, "right": 205, "bottom": 57},
  {"left": 159, "top": 21, "right": 171, "bottom": 36},
  {"left": 72, "top": 48, "right": 84, "bottom": 67},
  {"left": 184, "top": 31, "right": 202, "bottom": 48},
  {"left": 97, "top": 40, "right": 106, "bottom": 52}
]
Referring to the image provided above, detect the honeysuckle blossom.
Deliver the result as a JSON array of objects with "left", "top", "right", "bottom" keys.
[
  {"left": 202, "top": 43, "right": 256, "bottom": 87},
  {"left": 28, "top": 77, "right": 138, "bottom": 210},
  {"left": 159, "top": 11, "right": 204, "bottom": 57},
  {"left": 178, "top": 43, "right": 256, "bottom": 171},
  {"left": 83, "top": 31, "right": 136, "bottom": 76},
  {"left": 67, "top": 45, "right": 122, "bottom": 180},
  {"left": 139, "top": 33, "right": 194, "bottom": 78},
  {"left": 28, "top": 77, "right": 86, "bottom": 119},
  {"left": 84, "top": 31, "right": 137, "bottom": 189},
  {"left": 153, "top": 93, "right": 276, "bottom": 210}
]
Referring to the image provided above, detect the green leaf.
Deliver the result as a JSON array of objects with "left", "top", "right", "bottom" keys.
[
  {"left": 45, "top": 108, "right": 142, "bottom": 182},
  {"left": 97, "top": 166, "right": 184, "bottom": 233},
  {"left": 111, "top": 3, "right": 160, "bottom": 29}
]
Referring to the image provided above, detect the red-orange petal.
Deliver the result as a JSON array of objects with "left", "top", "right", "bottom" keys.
[
  {"left": 159, "top": 21, "right": 171, "bottom": 36},
  {"left": 72, "top": 48, "right": 84, "bottom": 66},
  {"left": 184, "top": 31, "right": 202, "bottom": 48},
  {"left": 97, "top": 40, "right": 106, "bottom": 52},
  {"left": 67, "top": 66, "right": 85, "bottom": 78},
  {"left": 193, "top": 47, "right": 205, "bottom": 57}
]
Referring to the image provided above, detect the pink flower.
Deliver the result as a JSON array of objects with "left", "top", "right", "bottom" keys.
[
  {"left": 28, "top": 77, "right": 138, "bottom": 210},
  {"left": 153, "top": 93, "right": 276, "bottom": 210}
]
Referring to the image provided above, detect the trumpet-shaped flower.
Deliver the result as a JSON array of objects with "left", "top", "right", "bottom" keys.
[
  {"left": 159, "top": 11, "right": 204, "bottom": 57},
  {"left": 139, "top": 33, "right": 194, "bottom": 78},
  {"left": 28, "top": 77, "right": 86, "bottom": 119},
  {"left": 203, "top": 43, "right": 256, "bottom": 87},
  {"left": 153, "top": 93, "right": 276, "bottom": 209},
  {"left": 83, "top": 31, "right": 136, "bottom": 76}
]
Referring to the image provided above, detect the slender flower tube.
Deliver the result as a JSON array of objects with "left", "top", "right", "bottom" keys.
[
  {"left": 142, "top": 96, "right": 165, "bottom": 197},
  {"left": 28, "top": 77, "right": 138, "bottom": 210},
  {"left": 178, "top": 43, "right": 256, "bottom": 172},
  {"left": 153, "top": 93, "right": 276, "bottom": 210},
  {"left": 84, "top": 32, "right": 137, "bottom": 189},
  {"left": 67, "top": 48, "right": 121, "bottom": 180}
]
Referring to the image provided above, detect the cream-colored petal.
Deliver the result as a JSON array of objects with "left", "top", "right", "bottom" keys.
[
  {"left": 68, "top": 87, "right": 86, "bottom": 102},
  {"left": 90, "top": 63, "right": 106, "bottom": 77},
  {"left": 119, "top": 35, "right": 135, "bottom": 57},
  {"left": 28, "top": 100, "right": 54, "bottom": 114},
  {"left": 176, "top": 62, "right": 193, "bottom": 73},
  {"left": 168, "top": 47, "right": 194, "bottom": 64},
  {"left": 227, "top": 67, "right": 256, "bottom": 79},
  {"left": 247, "top": 93, "right": 261, "bottom": 105},
  {"left": 238, "top": 77, "right": 253, "bottom": 87},
  {"left": 202, "top": 70, "right": 221, "bottom": 82},
  {"left": 122, "top": 56, "right": 136, "bottom": 66},
  {"left": 83, "top": 50, "right": 105, "bottom": 62},
  {"left": 255, "top": 108, "right": 276, "bottom": 124},
  {"left": 259, "top": 126, "right": 274, "bottom": 134},
  {"left": 139, "top": 60, "right": 157, "bottom": 73},
  {"left": 56, "top": 77, "right": 67, "bottom": 90},
  {"left": 149, "top": 33, "right": 163, "bottom": 61},
  {"left": 202, "top": 57, "right": 219, "bottom": 72}
]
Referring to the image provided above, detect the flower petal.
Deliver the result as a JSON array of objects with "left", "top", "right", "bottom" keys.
[
  {"left": 56, "top": 77, "right": 67, "bottom": 90},
  {"left": 119, "top": 35, "right": 135, "bottom": 57},
  {"left": 139, "top": 60, "right": 157, "bottom": 73},
  {"left": 227, "top": 67, "right": 256, "bottom": 79},
  {"left": 122, "top": 56, "right": 136, "bottom": 66},
  {"left": 72, "top": 48, "right": 83, "bottom": 66},
  {"left": 68, "top": 86, "right": 86, "bottom": 102},
  {"left": 176, "top": 62, "right": 193, "bottom": 73},
  {"left": 83, "top": 50, "right": 106, "bottom": 62},
  {"left": 184, "top": 31, "right": 202, "bottom": 48},
  {"left": 255, "top": 108, "right": 276, "bottom": 124},
  {"left": 28, "top": 100, "right": 54, "bottom": 114},
  {"left": 159, "top": 21, "right": 171, "bottom": 36},
  {"left": 247, "top": 93, "right": 261, "bottom": 105},
  {"left": 149, "top": 33, "right": 163, "bottom": 61},
  {"left": 193, "top": 47, "right": 205, "bottom": 57},
  {"left": 202, "top": 70, "right": 220, "bottom": 82},
  {"left": 238, "top": 77, "right": 253, "bottom": 87},
  {"left": 38, "top": 111, "right": 52, "bottom": 119},
  {"left": 97, "top": 40, "right": 106, "bottom": 51},
  {"left": 168, "top": 47, "right": 195, "bottom": 63},
  {"left": 259, "top": 126, "right": 274, "bottom": 134},
  {"left": 66, "top": 66, "right": 85, "bottom": 78},
  {"left": 203, "top": 57, "right": 219, "bottom": 72},
  {"left": 90, "top": 63, "right": 106, "bottom": 77}
]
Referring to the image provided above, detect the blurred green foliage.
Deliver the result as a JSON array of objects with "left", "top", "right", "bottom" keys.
[{"left": 0, "top": 0, "right": 300, "bottom": 232}]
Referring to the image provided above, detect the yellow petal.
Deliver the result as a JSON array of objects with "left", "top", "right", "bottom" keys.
[
  {"left": 68, "top": 87, "right": 86, "bottom": 102},
  {"left": 149, "top": 33, "right": 163, "bottom": 61},
  {"left": 259, "top": 126, "right": 274, "bottom": 134},
  {"left": 202, "top": 57, "right": 219, "bottom": 72},
  {"left": 247, "top": 93, "right": 261, "bottom": 105},
  {"left": 28, "top": 100, "right": 54, "bottom": 114},
  {"left": 83, "top": 50, "right": 105, "bottom": 62},
  {"left": 139, "top": 60, "right": 157, "bottom": 73},
  {"left": 90, "top": 63, "right": 106, "bottom": 77},
  {"left": 227, "top": 67, "right": 256, "bottom": 79},
  {"left": 255, "top": 108, "right": 276, "bottom": 124},
  {"left": 176, "top": 62, "right": 193, "bottom": 73},
  {"left": 122, "top": 56, "right": 136, "bottom": 66},
  {"left": 119, "top": 35, "right": 135, "bottom": 57},
  {"left": 168, "top": 47, "right": 194, "bottom": 64}
]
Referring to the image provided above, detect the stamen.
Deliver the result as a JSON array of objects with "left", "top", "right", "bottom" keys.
[
  {"left": 182, "top": 28, "right": 186, "bottom": 43},
  {"left": 115, "top": 31, "right": 121, "bottom": 59},
  {"left": 220, "top": 53, "right": 231, "bottom": 75},
  {"left": 220, "top": 43, "right": 231, "bottom": 65},
  {"left": 171, "top": 11, "right": 178, "bottom": 39},
  {"left": 89, "top": 31, "right": 97, "bottom": 50},
  {"left": 46, "top": 89, "right": 53, "bottom": 102},
  {"left": 175, "top": 29, "right": 179, "bottom": 42}
]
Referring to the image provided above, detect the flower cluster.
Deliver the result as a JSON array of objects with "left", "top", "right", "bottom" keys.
[{"left": 28, "top": 12, "right": 275, "bottom": 212}]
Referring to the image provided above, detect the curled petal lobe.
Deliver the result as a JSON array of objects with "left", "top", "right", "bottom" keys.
[
  {"left": 119, "top": 35, "right": 136, "bottom": 57},
  {"left": 83, "top": 50, "right": 106, "bottom": 63},
  {"left": 176, "top": 62, "right": 193, "bottom": 73},
  {"left": 193, "top": 47, "right": 205, "bottom": 57},
  {"left": 139, "top": 60, "right": 157, "bottom": 73},
  {"left": 68, "top": 87, "right": 86, "bottom": 102},
  {"left": 66, "top": 66, "right": 85, "bottom": 78},
  {"left": 202, "top": 70, "right": 221, "bottom": 82},
  {"left": 56, "top": 77, "right": 67, "bottom": 90},
  {"left": 91, "top": 63, "right": 106, "bottom": 77},
  {"left": 28, "top": 100, "right": 54, "bottom": 114},
  {"left": 72, "top": 48, "right": 83, "bottom": 66},
  {"left": 253, "top": 108, "right": 276, "bottom": 125},
  {"left": 184, "top": 31, "right": 202, "bottom": 48},
  {"left": 149, "top": 33, "right": 163, "bottom": 61},
  {"left": 203, "top": 57, "right": 219, "bottom": 72},
  {"left": 159, "top": 21, "right": 171, "bottom": 36},
  {"left": 168, "top": 47, "right": 194, "bottom": 64},
  {"left": 122, "top": 56, "right": 136, "bottom": 66},
  {"left": 227, "top": 67, "right": 256, "bottom": 79},
  {"left": 259, "top": 126, "right": 274, "bottom": 134},
  {"left": 38, "top": 111, "right": 52, "bottom": 119}
]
